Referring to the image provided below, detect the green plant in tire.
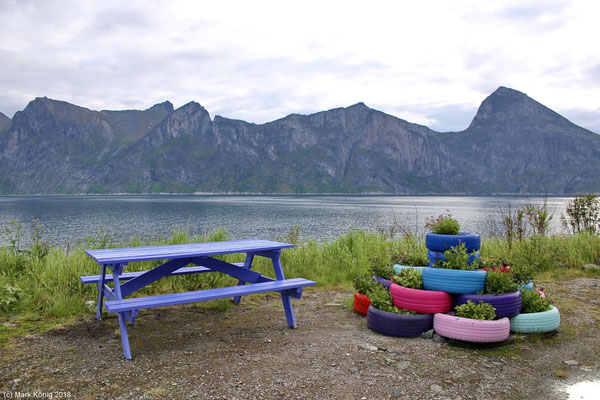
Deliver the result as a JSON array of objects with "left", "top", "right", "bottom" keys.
[
  {"left": 353, "top": 274, "right": 376, "bottom": 295},
  {"left": 484, "top": 270, "right": 517, "bottom": 295},
  {"left": 425, "top": 212, "right": 460, "bottom": 235},
  {"left": 391, "top": 269, "right": 423, "bottom": 290},
  {"left": 367, "top": 283, "right": 417, "bottom": 315},
  {"left": 434, "top": 242, "right": 478, "bottom": 270},
  {"left": 520, "top": 285, "right": 552, "bottom": 313},
  {"left": 370, "top": 257, "right": 394, "bottom": 279},
  {"left": 510, "top": 264, "right": 536, "bottom": 284},
  {"left": 455, "top": 300, "right": 496, "bottom": 320}
]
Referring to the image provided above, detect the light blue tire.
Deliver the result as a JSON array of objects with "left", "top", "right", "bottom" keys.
[
  {"left": 427, "top": 250, "right": 480, "bottom": 267},
  {"left": 393, "top": 265, "right": 428, "bottom": 274},
  {"left": 509, "top": 306, "right": 560, "bottom": 333},
  {"left": 422, "top": 268, "right": 487, "bottom": 294}
]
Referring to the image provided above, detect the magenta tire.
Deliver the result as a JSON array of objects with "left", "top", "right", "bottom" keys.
[
  {"left": 454, "top": 291, "right": 522, "bottom": 319},
  {"left": 433, "top": 313, "right": 510, "bottom": 343},
  {"left": 367, "top": 306, "right": 433, "bottom": 337},
  {"left": 389, "top": 283, "right": 452, "bottom": 314}
]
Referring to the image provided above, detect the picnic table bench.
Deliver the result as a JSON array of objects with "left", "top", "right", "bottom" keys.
[{"left": 81, "top": 239, "right": 316, "bottom": 359}]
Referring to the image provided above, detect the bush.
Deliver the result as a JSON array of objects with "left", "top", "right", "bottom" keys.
[
  {"left": 370, "top": 257, "right": 394, "bottom": 279},
  {"left": 511, "top": 264, "right": 536, "bottom": 283},
  {"left": 353, "top": 274, "right": 376, "bottom": 295},
  {"left": 484, "top": 270, "right": 517, "bottom": 294},
  {"left": 425, "top": 212, "right": 460, "bottom": 235},
  {"left": 455, "top": 300, "right": 496, "bottom": 320},
  {"left": 367, "top": 283, "right": 416, "bottom": 315},
  {"left": 0, "top": 284, "right": 23, "bottom": 313},
  {"left": 520, "top": 285, "right": 552, "bottom": 313},
  {"left": 562, "top": 194, "right": 600, "bottom": 234},
  {"left": 434, "top": 242, "right": 478, "bottom": 270},
  {"left": 391, "top": 269, "right": 423, "bottom": 290}
]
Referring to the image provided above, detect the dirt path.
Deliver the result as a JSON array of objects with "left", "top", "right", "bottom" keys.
[{"left": 1, "top": 278, "right": 599, "bottom": 400}]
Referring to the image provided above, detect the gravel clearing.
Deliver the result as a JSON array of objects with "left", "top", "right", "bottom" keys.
[{"left": 1, "top": 278, "right": 599, "bottom": 399}]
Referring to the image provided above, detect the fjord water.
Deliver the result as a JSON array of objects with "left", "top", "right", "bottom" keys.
[{"left": 0, "top": 195, "right": 574, "bottom": 246}]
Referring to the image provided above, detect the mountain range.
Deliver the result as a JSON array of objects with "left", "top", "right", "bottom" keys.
[{"left": 0, "top": 87, "right": 598, "bottom": 195}]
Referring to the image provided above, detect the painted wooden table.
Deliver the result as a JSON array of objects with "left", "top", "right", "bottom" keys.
[{"left": 81, "top": 239, "right": 315, "bottom": 359}]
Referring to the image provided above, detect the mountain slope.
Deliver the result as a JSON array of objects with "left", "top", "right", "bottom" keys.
[
  {"left": 0, "top": 112, "right": 9, "bottom": 134},
  {"left": 0, "top": 87, "right": 598, "bottom": 194}
]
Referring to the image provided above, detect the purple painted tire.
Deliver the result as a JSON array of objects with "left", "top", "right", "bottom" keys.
[
  {"left": 372, "top": 276, "right": 391, "bottom": 290},
  {"left": 433, "top": 313, "right": 510, "bottom": 343},
  {"left": 454, "top": 291, "right": 522, "bottom": 319},
  {"left": 367, "top": 305, "right": 433, "bottom": 337},
  {"left": 426, "top": 232, "right": 481, "bottom": 252}
]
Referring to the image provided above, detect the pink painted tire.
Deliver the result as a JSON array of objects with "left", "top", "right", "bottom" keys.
[
  {"left": 353, "top": 292, "right": 371, "bottom": 316},
  {"left": 433, "top": 313, "right": 510, "bottom": 343},
  {"left": 389, "top": 283, "right": 453, "bottom": 314}
]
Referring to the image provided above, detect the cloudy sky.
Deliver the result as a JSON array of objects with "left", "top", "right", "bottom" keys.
[{"left": 1, "top": 0, "right": 599, "bottom": 132}]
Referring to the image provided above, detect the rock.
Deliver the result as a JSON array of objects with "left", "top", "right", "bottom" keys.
[
  {"left": 582, "top": 264, "right": 600, "bottom": 270},
  {"left": 2, "top": 322, "right": 16, "bottom": 327},
  {"left": 492, "top": 361, "right": 504, "bottom": 367},
  {"left": 325, "top": 303, "right": 343, "bottom": 307},
  {"left": 430, "top": 384, "right": 444, "bottom": 393},
  {"left": 106, "top": 339, "right": 116, "bottom": 344},
  {"left": 349, "top": 367, "right": 359, "bottom": 374},
  {"left": 433, "top": 334, "right": 448, "bottom": 343},
  {"left": 359, "top": 344, "right": 378, "bottom": 351},
  {"left": 580, "top": 366, "right": 593, "bottom": 372},
  {"left": 421, "top": 329, "right": 434, "bottom": 339},
  {"left": 564, "top": 360, "right": 580, "bottom": 366}
]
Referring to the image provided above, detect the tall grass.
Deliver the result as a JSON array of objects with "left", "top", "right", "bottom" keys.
[{"left": 1, "top": 226, "right": 599, "bottom": 323}]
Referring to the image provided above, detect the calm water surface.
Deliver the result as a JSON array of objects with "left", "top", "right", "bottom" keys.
[{"left": 0, "top": 195, "right": 573, "bottom": 246}]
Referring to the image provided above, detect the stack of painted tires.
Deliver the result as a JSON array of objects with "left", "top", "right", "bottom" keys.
[
  {"left": 393, "top": 262, "right": 516, "bottom": 343},
  {"left": 425, "top": 232, "right": 481, "bottom": 267}
]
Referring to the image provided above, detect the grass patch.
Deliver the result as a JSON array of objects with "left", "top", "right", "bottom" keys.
[{"left": 1, "top": 225, "right": 599, "bottom": 345}]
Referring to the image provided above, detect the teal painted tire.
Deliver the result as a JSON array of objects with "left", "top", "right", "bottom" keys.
[
  {"left": 422, "top": 268, "right": 487, "bottom": 294},
  {"left": 510, "top": 305, "right": 560, "bottom": 333},
  {"left": 393, "top": 265, "right": 428, "bottom": 274}
]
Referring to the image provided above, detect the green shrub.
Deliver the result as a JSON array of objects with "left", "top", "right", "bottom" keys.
[
  {"left": 484, "top": 270, "right": 517, "bottom": 294},
  {"left": 352, "top": 274, "right": 375, "bottom": 295},
  {"left": 455, "top": 300, "right": 496, "bottom": 320},
  {"left": 425, "top": 212, "right": 460, "bottom": 235},
  {"left": 520, "top": 286, "right": 552, "bottom": 313},
  {"left": 510, "top": 264, "right": 536, "bottom": 283},
  {"left": 562, "top": 194, "right": 600, "bottom": 234},
  {"left": 367, "top": 283, "right": 416, "bottom": 314},
  {"left": 434, "top": 242, "right": 478, "bottom": 270},
  {"left": 391, "top": 269, "right": 423, "bottom": 289},
  {"left": 370, "top": 257, "right": 394, "bottom": 279},
  {"left": 0, "top": 284, "right": 23, "bottom": 313}
]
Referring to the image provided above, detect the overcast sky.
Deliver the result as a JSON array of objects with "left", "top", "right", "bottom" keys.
[{"left": 1, "top": 0, "right": 599, "bottom": 132}]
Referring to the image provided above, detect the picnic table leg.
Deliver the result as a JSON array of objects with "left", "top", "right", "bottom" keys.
[
  {"left": 271, "top": 252, "right": 297, "bottom": 329},
  {"left": 96, "top": 263, "right": 107, "bottom": 321},
  {"left": 232, "top": 254, "right": 255, "bottom": 304},
  {"left": 112, "top": 263, "right": 132, "bottom": 359}
]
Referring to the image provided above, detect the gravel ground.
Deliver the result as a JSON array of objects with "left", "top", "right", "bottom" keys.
[{"left": 1, "top": 277, "right": 599, "bottom": 400}]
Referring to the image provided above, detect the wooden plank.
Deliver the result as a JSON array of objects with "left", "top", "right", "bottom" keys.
[
  {"left": 80, "top": 265, "right": 213, "bottom": 284},
  {"left": 105, "top": 278, "right": 316, "bottom": 313},
  {"left": 86, "top": 239, "right": 293, "bottom": 264}
]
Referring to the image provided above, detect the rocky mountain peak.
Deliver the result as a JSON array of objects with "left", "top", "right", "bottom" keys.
[
  {"left": 148, "top": 100, "right": 174, "bottom": 113},
  {"left": 467, "top": 86, "right": 572, "bottom": 133},
  {"left": 0, "top": 112, "right": 10, "bottom": 134}
]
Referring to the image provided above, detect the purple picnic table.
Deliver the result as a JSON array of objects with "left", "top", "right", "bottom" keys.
[{"left": 82, "top": 239, "right": 316, "bottom": 359}]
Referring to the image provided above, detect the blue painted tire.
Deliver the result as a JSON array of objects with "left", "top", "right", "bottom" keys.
[
  {"left": 427, "top": 250, "right": 480, "bottom": 267},
  {"left": 455, "top": 291, "right": 522, "bottom": 319},
  {"left": 393, "top": 265, "right": 428, "bottom": 274},
  {"left": 422, "top": 268, "right": 487, "bottom": 294},
  {"left": 510, "top": 306, "right": 560, "bottom": 333},
  {"left": 426, "top": 232, "right": 481, "bottom": 252},
  {"left": 367, "top": 305, "right": 433, "bottom": 337}
]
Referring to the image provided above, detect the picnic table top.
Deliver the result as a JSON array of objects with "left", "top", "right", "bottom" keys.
[{"left": 85, "top": 239, "right": 293, "bottom": 264}]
